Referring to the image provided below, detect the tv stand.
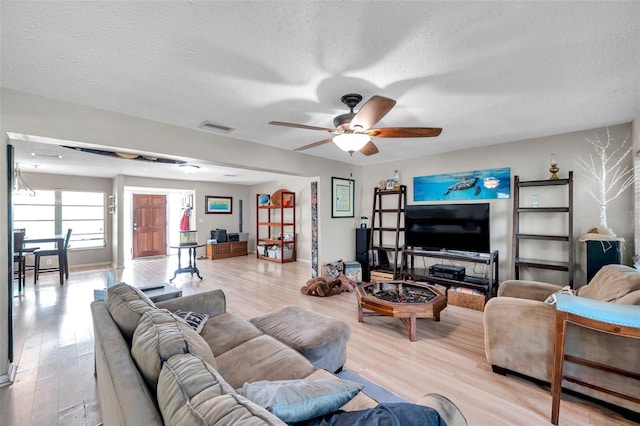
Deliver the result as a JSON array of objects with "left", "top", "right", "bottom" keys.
[{"left": 399, "top": 248, "right": 499, "bottom": 297}]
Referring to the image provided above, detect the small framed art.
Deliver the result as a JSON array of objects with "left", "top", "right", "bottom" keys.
[
  {"left": 331, "top": 177, "right": 354, "bottom": 218},
  {"left": 205, "top": 196, "right": 232, "bottom": 214}
]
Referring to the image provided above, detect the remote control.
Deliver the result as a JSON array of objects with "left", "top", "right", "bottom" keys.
[{"left": 139, "top": 284, "right": 165, "bottom": 292}]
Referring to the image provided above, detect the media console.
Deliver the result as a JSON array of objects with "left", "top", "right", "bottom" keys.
[{"left": 399, "top": 248, "right": 499, "bottom": 298}]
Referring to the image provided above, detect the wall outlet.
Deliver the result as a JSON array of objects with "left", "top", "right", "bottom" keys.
[{"left": 46, "top": 259, "right": 53, "bottom": 265}]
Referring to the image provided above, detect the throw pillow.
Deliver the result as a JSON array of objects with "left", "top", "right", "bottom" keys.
[
  {"left": 239, "top": 378, "right": 363, "bottom": 423},
  {"left": 174, "top": 310, "right": 209, "bottom": 333},
  {"left": 544, "top": 286, "right": 575, "bottom": 306}
]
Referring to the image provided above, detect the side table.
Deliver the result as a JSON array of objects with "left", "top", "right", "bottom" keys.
[{"left": 169, "top": 244, "right": 204, "bottom": 282}]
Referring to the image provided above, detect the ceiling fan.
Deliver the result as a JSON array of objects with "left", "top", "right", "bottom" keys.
[{"left": 269, "top": 93, "right": 442, "bottom": 156}]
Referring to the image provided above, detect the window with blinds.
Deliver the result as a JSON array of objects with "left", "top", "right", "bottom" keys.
[{"left": 14, "top": 190, "right": 106, "bottom": 249}]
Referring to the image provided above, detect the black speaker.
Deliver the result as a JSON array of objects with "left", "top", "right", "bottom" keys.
[
  {"left": 356, "top": 228, "right": 371, "bottom": 281},
  {"left": 356, "top": 228, "right": 370, "bottom": 257}
]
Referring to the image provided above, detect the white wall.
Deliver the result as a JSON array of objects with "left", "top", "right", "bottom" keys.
[{"left": 362, "top": 123, "right": 634, "bottom": 286}]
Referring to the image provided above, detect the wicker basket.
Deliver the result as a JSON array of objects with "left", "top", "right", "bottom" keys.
[
  {"left": 447, "top": 289, "right": 486, "bottom": 311},
  {"left": 369, "top": 270, "right": 395, "bottom": 281}
]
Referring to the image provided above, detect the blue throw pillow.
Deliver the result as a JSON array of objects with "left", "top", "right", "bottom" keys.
[{"left": 239, "top": 378, "right": 363, "bottom": 422}]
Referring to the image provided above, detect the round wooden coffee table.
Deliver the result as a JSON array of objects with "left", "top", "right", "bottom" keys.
[{"left": 355, "top": 280, "right": 447, "bottom": 341}]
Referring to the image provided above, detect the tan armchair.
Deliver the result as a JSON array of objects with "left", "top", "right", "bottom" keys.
[{"left": 484, "top": 264, "right": 640, "bottom": 412}]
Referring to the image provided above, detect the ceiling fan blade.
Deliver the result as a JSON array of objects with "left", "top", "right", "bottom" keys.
[
  {"left": 293, "top": 138, "right": 334, "bottom": 152},
  {"left": 359, "top": 141, "right": 379, "bottom": 156},
  {"left": 269, "top": 121, "right": 336, "bottom": 132},
  {"left": 350, "top": 96, "right": 396, "bottom": 131},
  {"left": 366, "top": 127, "right": 442, "bottom": 138}
]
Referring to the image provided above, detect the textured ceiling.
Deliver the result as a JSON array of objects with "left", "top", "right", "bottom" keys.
[{"left": 2, "top": 1, "right": 640, "bottom": 175}]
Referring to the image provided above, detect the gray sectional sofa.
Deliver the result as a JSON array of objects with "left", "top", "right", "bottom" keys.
[{"left": 91, "top": 284, "right": 467, "bottom": 425}]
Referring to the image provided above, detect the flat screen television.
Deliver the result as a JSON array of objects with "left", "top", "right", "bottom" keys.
[{"left": 404, "top": 203, "right": 490, "bottom": 253}]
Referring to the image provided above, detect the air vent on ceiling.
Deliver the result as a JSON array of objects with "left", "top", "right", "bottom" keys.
[{"left": 199, "top": 121, "right": 235, "bottom": 133}]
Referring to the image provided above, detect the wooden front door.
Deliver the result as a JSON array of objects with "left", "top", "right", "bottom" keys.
[{"left": 133, "top": 194, "right": 167, "bottom": 258}]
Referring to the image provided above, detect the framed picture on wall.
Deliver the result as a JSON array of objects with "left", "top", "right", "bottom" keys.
[
  {"left": 331, "top": 177, "right": 354, "bottom": 218},
  {"left": 205, "top": 196, "right": 232, "bottom": 214}
]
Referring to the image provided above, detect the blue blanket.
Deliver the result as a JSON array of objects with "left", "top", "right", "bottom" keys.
[{"left": 292, "top": 402, "right": 447, "bottom": 426}]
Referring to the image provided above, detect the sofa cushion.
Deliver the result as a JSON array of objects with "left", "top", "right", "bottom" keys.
[
  {"left": 131, "top": 309, "right": 216, "bottom": 390},
  {"left": 249, "top": 305, "right": 352, "bottom": 372},
  {"left": 106, "top": 282, "right": 157, "bottom": 342},
  {"left": 200, "top": 312, "right": 263, "bottom": 357},
  {"left": 239, "top": 378, "right": 363, "bottom": 422},
  {"left": 577, "top": 264, "right": 640, "bottom": 302},
  {"left": 157, "top": 353, "right": 285, "bottom": 426},
  {"left": 215, "top": 335, "right": 315, "bottom": 389},
  {"left": 615, "top": 289, "right": 640, "bottom": 305}
]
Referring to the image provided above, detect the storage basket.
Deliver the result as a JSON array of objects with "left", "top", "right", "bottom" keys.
[
  {"left": 369, "top": 270, "right": 395, "bottom": 281},
  {"left": 447, "top": 288, "right": 486, "bottom": 311},
  {"left": 270, "top": 246, "right": 293, "bottom": 259}
]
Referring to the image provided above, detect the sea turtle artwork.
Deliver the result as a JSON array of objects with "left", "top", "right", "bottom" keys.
[
  {"left": 414, "top": 167, "right": 511, "bottom": 201},
  {"left": 444, "top": 177, "right": 481, "bottom": 197}
]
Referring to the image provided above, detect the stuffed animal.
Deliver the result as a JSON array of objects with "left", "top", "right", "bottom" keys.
[
  {"left": 300, "top": 273, "right": 357, "bottom": 297},
  {"left": 300, "top": 276, "right": 341, "bottom": 297}
]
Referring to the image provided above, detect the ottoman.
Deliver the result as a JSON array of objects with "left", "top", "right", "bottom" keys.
[{"left": 250, "top": 305, "right": 351, "bottom": 373}]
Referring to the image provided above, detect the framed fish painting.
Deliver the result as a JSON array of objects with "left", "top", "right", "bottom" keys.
[{"left": 413, "top": 167, "right": 511, "bottom": 201}]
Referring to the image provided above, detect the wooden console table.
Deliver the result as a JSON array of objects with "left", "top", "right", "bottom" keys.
[{"left": 206, "top": 241, "right": 248, "bottom": 260}]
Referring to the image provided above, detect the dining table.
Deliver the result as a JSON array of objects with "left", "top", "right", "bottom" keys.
[{"left": 24, "top": 234, "right": 67, "bottom": 285}]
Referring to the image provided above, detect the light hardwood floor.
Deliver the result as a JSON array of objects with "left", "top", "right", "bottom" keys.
[{"left": 1, "top": 255, "right": 637, "bottom": 425}]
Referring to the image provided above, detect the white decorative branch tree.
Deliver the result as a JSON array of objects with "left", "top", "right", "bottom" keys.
[{"left": 574, "top": 128, "right": 634, "bottom": 234}]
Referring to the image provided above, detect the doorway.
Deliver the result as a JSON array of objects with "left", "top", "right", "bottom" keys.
[{"left": 132, "top": 194, "right": 167, "bottom": 258}]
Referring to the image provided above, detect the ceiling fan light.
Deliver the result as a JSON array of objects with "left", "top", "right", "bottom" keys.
[{"left": 332, "top": 133, "right": 370, "bottom": 154}]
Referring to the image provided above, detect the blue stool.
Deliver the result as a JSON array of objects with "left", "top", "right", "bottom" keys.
[{"left": 551, "top": 293, "right": 640, "bottom": 425}]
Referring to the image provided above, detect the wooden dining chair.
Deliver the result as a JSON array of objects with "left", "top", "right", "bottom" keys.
[
  {"left": 550, "top": 293, "right": 640, "bottom": 425},
  {"left": 13, "top": 229, "right": 27, "bottom": 291},
  {"left": 33, "top": 228, "right": 72, "bottom": 284}
]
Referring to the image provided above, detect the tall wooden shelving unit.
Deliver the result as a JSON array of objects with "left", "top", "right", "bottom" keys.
[
  {"left": 256, "top": 191, "right": 296, "bottom": 263},
  {"left": 512, "top": 171, "right": 574, "bottom": 287},
  {"left": 369, "top": 185, "right": 406, "bottom": 279}
]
